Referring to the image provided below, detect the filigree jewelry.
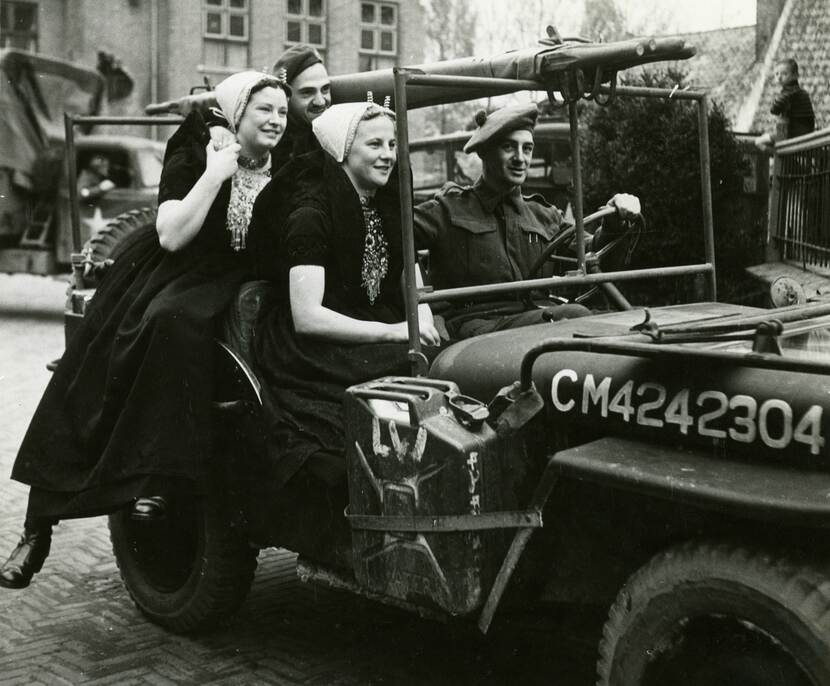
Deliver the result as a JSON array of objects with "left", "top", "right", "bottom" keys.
[
  {"left": 359, "top": 196, "right": 389, "bottom": 304},
  {"left": 226, "top": 157, "right": 271, "bottom": 251}
]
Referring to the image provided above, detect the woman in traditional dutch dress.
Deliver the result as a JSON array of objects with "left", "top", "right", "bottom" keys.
[
  {"left": 247, "top": 101, "right": 441, "bottom": 557},
  {"left": 1, "top": 70, "right": 290, "bottom": 589}
]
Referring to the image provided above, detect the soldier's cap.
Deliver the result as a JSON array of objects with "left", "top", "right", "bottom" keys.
[
  {"left": 463, "top": 103, "right": 539, "bottom": 155},
  {"left": 273, "top": 44, "right": 324, "bottom": 85}
]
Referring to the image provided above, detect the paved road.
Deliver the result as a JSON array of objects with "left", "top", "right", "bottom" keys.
[{"left": 0, "top": 273, "right": 600, "bottom": 685}]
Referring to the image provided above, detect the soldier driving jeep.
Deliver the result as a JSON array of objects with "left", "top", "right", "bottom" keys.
[{"left": 414, "top": 103, "right": 640, "bottom": 339}]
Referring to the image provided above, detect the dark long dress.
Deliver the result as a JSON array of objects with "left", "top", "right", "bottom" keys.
[
  {"left": 12, "top": 112, "right": 258, "bottom": 518},
  {"left": 249, "top": 150, "right": 415, "bottom": 491}
]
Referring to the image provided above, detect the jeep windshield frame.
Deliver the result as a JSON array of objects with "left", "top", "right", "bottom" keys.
[{"left": 391, "top": 69, "right": 717, "bottom": 375}]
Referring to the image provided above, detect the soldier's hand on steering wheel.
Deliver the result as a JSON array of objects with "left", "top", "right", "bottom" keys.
[{"left": 606, "top": 193, "right": 641, "bottom": 220}]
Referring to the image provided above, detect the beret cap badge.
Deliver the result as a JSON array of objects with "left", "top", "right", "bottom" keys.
[{"left": 464, "top": 103, "right": 539, "bottom": 154}]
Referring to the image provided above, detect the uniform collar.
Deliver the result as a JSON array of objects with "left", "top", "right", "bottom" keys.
[{"left": 473, "top": 177, "right": 522, "bottom": 213}]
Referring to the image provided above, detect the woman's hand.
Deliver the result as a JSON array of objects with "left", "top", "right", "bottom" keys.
[
  {"left": 209, "top": 126, "right": 236, "bottom": 151},
  {"left": 388, "top": 265, "right": 441, "bottom": 346},
  {"left": 387, "top": 317, "right": 441, "bottom": 347},
  {"left": 417, "top": 305, "right": 441, "bottom": 346},
  {"left": 418, "top": 322, "right": 442, "bottom": 347},
  {"left": 204, "top": 140, "right": 240, "bottom": 184}
]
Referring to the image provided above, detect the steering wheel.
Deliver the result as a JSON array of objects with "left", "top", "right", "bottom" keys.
[{"left": 526, "top": 205, "right": 642, "bottom": 310}]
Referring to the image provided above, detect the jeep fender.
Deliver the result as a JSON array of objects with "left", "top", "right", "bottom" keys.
[
  {"left": 552, "top": 436, "right": 830, "bottom": 526},
  {"left": 214, "top": 340, "right": 261, "bottom": 407}
]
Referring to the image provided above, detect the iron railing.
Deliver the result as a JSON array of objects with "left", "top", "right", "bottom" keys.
[{"left": 769, "top": 128, "right": 830, "bottom": 271}]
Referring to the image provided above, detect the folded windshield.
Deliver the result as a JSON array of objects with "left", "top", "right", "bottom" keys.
[{"left": 720, "top": 315, "right": 830, "bottom": 360}]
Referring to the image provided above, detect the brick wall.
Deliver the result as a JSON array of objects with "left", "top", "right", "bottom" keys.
[
  {"left": 165, "top": 1, "right": 203, "bottom": 102},
  {"left": 328, "top": 0, "right": 360, "bottom": 73},
  {"left": 25, "top": 0, "right": 426, "bottom": 138},
  {"left": 33, "top": 0, "right": 66, "bottom": 57},
  {"left": 397, "top": 0, "right": 425, "bottom": 66},
  {"left": 249, "top": 0, "right": 283, "bottom": 73},
  {"left": 77, "top": 0, "right": 152, "bottom": 121}
]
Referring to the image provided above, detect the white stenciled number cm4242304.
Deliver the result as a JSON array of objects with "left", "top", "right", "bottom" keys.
[{"left": 550, "top": 370, "right": 826, "bottom": 456}]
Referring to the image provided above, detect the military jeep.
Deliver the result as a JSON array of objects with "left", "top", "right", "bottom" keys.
[{"left": 62, "top": 33, "right": 830, "bottom": 686}]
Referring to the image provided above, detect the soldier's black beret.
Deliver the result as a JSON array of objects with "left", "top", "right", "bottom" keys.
[
  {"left": 463, "top": 103, "right": 539, "bottom": 154},
  {"left": 272, "top": 44, "right": 324, "bottom": 85}
]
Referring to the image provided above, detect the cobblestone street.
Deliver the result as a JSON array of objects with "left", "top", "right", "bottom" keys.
[{"left": 0, "top": 274, "right": 598, "bottom": 685}]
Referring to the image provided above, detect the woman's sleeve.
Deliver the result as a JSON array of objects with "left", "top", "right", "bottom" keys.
[
  {"left": 157, "top": 112, "right": 208, "bottom": 203},
  {"left": 157, "top": 147, "right": 203, "bottom": 203},
  {"left": 282, "top": 207, "right": 330, "bottom": 268}
]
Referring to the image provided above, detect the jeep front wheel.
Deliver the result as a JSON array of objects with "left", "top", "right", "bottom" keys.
[
  {"left": 108, "top": 494, "right": 258, "bottom": 633},
  {"left": 597, "top": 541, "right": 830, "bottom": 686}
]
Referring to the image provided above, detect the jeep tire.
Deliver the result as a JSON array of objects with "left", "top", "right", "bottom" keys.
[
  {"left": 597, "top": 541, "right": 830, "bottom": 686},
  {"left": 84, "top": 207, "right": 157, "bottom": 264},
  {"left": 109, "top": 493, "right": 258, "bottom": 633}
]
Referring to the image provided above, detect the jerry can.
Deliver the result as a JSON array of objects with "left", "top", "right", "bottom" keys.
[{"left": 344, "top": 376, "right": 527, "bottom": 616}]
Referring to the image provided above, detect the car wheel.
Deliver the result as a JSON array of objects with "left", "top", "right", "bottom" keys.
[
  {"left": 596, "top": 541, "right": 830, "bottom": 686},
  {"left": 108, "top": 493, "right": 258, "bottom": 633},
  {"left": 84, "top": 206, "right": 157, "bottom": 264}
]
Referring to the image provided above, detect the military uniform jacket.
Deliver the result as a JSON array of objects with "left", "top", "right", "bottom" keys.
[{"left": 414, "top": 179, "right": 596, "bottom": 292}]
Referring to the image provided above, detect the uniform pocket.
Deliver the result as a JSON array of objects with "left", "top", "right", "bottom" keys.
[
  {"left": 517, "top": 223, "right": 559, "bottom": 278},
  {"left": 449, "top": 217, "right": 503, "bottom": 286},
  {"left": 450, "top": 216, "right": 494, "bottom": 234}
]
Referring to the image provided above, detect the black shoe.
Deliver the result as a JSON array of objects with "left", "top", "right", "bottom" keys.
[
  {"left": 0, "top": 524, "right": 53, "bottom": 589},
  {"left": 130, "top": 496, "right": 168, "bottom": 521}
]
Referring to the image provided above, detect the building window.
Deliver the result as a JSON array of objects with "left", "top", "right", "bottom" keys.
[
  {"left": 0, "top": 1, "right": 38, "bottom": 51},
  {"left": 203, "top": 0, "right": 249, "bottom": 69},
  {"left": 359, "top": 2, "right": 396, "bottom": 58},
  {"left": 286, "top": 0, "right": 326, "bottom": 50}
]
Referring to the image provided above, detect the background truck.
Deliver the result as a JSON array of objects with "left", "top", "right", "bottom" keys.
[{"left": 0, "top": 49, "right": 163, "bottom": 275}]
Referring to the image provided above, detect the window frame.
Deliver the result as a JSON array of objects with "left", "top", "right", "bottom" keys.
[
  {"left": 202, "top": 0, "right": 250, "bottom": 70},
  {"left": 285, "top": 0, "right": 326, "bottom": 50},
  {"left": 359, "top": 1, "right": 397, "bottom": 57},
  {"left": 202, "top": 0, "right": 249, "bottom": 42},
  {"left": 0, "top": 0, "right": 39, "bottom": 52}
]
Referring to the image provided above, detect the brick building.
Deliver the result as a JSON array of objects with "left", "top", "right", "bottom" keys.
[
  {"left": 0, "top": 0, "right": 426, "bottom": 128},
  {"left": 652, "top": 0, "right": 828, "bottom": 134}
]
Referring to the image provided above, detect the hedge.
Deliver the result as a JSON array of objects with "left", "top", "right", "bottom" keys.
[{"left": 579, "top": 69, "right": 765, "bottom": 306}]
